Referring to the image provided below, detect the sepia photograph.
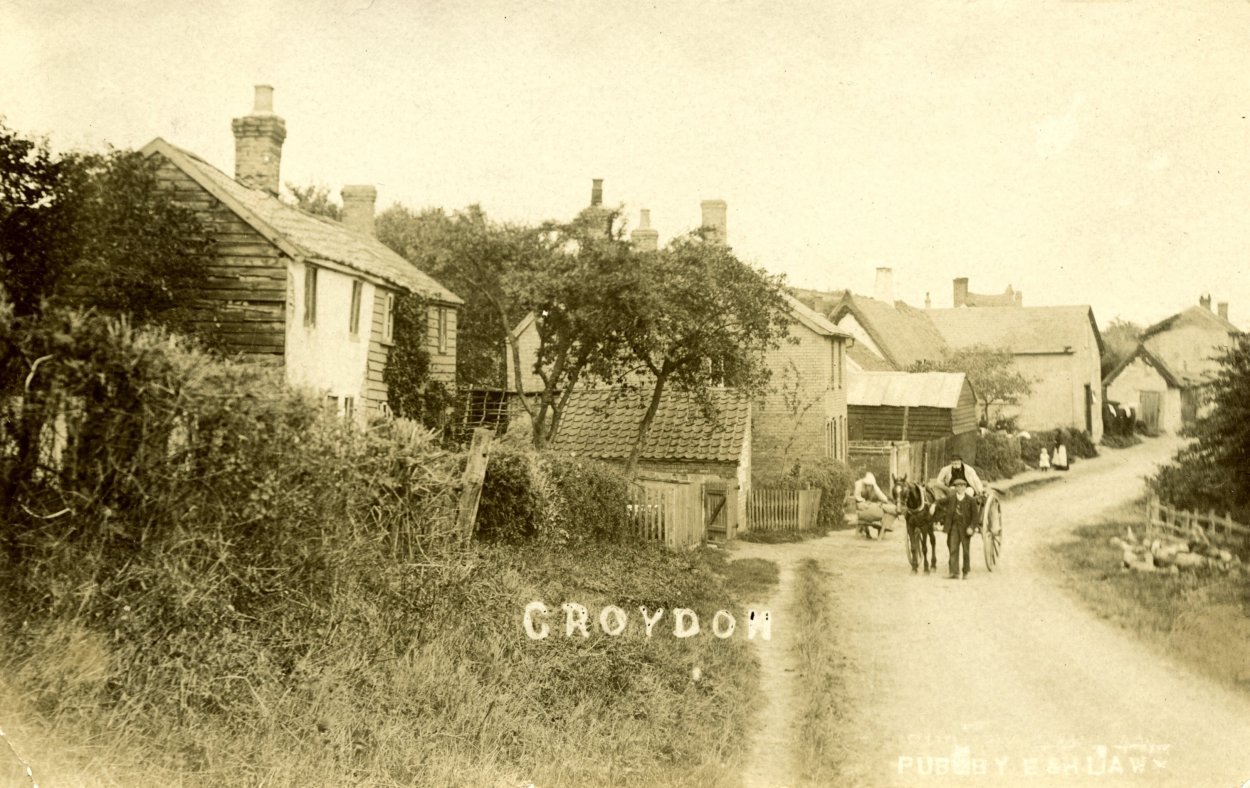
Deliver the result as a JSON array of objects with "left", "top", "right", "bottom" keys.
[{"left": 1, "top": 2, "right": 1248, "bottom": 786}]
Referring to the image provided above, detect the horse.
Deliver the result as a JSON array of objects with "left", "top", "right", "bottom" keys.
[{"left": 891, "top": 475, "right": 939, "bottom": 574}]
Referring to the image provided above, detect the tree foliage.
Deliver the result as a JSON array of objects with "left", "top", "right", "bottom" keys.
[
  {"left": 1101, "top": 317, "right": 1143, "bottom": 379},
  {"left": 0, "top": 120, "right": 212, "bottom": 331},
  {"left": 284, "top": 181, "right": 342, "bottom": 220},
  {"left": 382, "top": 292, "right": 460, "bottom": 436},
  {"left": 1150, "top": 335, "right": 1250, "bottom": 520},
  {"left": 617, "top": 231, "right": 792, "bottom": 476},
  {"left": 911, "top": 344, "right": 1032, "bottom": 426}
]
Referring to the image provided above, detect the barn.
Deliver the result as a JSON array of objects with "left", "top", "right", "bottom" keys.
[{"left": 847, "top": 371, "right": 979, "bottom": 483}]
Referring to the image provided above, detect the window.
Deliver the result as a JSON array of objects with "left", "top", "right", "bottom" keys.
[
  {"left": 349, "top": 280, "right": 363, "bottom": 336},
  {"left": 436, "top": 306, "right": 449, "bottom": 354},
  {"left": 325, "top": 394, "right": 338, "bottom": 413},
  {"left": 304, "top": 266, "right": 318, "bottom": 327},
  {"left": 383, "top": 293, "right": 395, "bottom": 343},
  {"left": 343, "top": 397, "right": 354, "bottom": 421}
]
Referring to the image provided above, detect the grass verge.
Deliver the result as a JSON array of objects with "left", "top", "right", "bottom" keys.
[
  {"left": 791, "top": 558, "right": 843, "bottom": 784},
  {"left": 2, "top": 539, "right": 763, "bottom": 787},
  {"left": 1044, "top": 497, "right": 1250, "bottom": 692}
]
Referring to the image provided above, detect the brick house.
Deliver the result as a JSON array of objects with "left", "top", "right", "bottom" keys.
[
  {"left": 1104, "top": 296, "right": 1241, "bottom": 434},
  {"left": 140, "top": 86, "right": 461, "bottom": 422}
]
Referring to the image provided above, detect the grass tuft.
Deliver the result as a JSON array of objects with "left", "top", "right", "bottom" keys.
[{"left": 791, "top": 558, "right": 843, "bottom": 783}]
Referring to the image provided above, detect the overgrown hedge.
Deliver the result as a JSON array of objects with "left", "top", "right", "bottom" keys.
[
  {"left": 753, "top": 456, "right": 855, "bottom": 531},
  {"left": 475, "top": 447, "right": 633, "bottom": 543},
  {"left": 1018, "top": 427, "right": 1099, "bottom": 469},
  {"left": 975, "top": 432, "right": 1027, "bottom": 481}
]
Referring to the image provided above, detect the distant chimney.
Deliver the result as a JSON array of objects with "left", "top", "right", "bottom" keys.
[
  {"left": 874, "top": 267, "right": 894, "bottom": 303},
  {"left": 1218, "top": 301, "right": 1229, "bottom": 321},
  {"left": 341, "top": 185, "right": 377, "bottom": 237},
  {"left": 590, "top": 178, "right": 604, "bottom": 207},
  {"left": 701, "top": 199, "right": 727, "bottom": 245},
  {"left": 925, "top": 292, "right": 932, "bottom": 309},
  {"left": 232, "top": 85, "right": 286, "bottom": 196},
  {"left": 953, "top": 277, "right": 969, "bottom": 308},
  {"left": 1200, "top": 293, "right": 1212, "bottom": 311},
  {"left": 630, "top": 208, "right": 659, "bottom": 252}
]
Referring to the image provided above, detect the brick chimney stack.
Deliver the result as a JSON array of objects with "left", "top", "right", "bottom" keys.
[
  {"left": 341, "top": 185, "right": 377, "bottom": 237},
  {"left": 232, "top": 85, "right": 286, "bottom": 196},
  {"left": 631, "top": 208, "right": 659, "bottom": 252},
  {"left": 590, "top": 178, "right": 604, "bottom": 207},
  {"left": 1200, "top": 294, "right": 1212, "bottom": 311},
  {"left": 953, "top": 277, "right": 969, "bottom": 308},
  {"left": 874, "top": 267, "right": 894, "bottom": 303},
  {"left": 1218, "top": 301, "right": 1229, "bottom": 321},
  {"left": 700, "top": 199, "right": 727, "bottom": 245}
]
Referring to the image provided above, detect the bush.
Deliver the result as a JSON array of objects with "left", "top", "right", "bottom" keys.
[
  {"left": 1057, "top": 427, "right": 1098, "bottom": 459},
  {"left": 753, "top": 456, "right": 855, "bottom": 532},
  {"left": 474, "top": 447, "right": 633, "bottom": 544},
  {"left": 976, "top": 432, "right": 1026, "bottom": 481},
  {"left": 1100, "top": 432, "right": 1142, "bottom": 449}
]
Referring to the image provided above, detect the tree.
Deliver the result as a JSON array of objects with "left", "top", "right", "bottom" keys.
[
  {"left": 616, "top": 231, "right": 792, "bottom": 477},
  {"left": 1101, "top": 317, "right": 1143, "bottom": 378},
  {"left": 911, "top": 345, "right": 1032, "bottom": 426},
  {"left": 1, "top": 120, "right": 212, "bottom": 330},
  {"left": 1150, "top": 335, "right": 1250, "bottom": 520},
  {"left": 285, "top": 181, "right": 341, "bottom": 220}
]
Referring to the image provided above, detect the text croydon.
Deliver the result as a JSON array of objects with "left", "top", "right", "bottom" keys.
[{"left": 522, "top": 601, "right": 771, "bottom": 640}]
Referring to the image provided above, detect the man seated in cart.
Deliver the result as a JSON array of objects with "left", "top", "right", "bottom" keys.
[
  {"left": 932, "top": 455, "right": 988, "bottom": 529},
  {"left": 852, "top": 471, "right": 894, "bottom": 538}
]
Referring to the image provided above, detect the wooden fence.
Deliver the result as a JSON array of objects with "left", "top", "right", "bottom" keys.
[
  {"left": 627, "top": 480, "right": 703, "bottom": 548},
  {"left": 746, "top": 487, "right": 822, "bottom": 532},
  {"left": 1145, "top": 494, "right": 1250, "bottom": 551}
]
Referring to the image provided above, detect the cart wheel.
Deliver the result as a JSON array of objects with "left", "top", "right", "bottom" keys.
[
  {"left": 903, "top": 518, "right": 916, "bottom": 566},
  {"left": 982, "top": 497, "right": 1002, "bottom": 571}
]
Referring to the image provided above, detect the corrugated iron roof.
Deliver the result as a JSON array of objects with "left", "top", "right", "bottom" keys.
[
  {"left": 550, "top": 387, "right": 750, "bottom": 464},
  {"left": 143, "top": 138, "right": 462, "bottom": 304},
  {"left": 847, "top": 371, "right": 970, "bottom": 409}
]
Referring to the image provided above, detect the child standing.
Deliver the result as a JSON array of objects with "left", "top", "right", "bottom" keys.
[{"left": 1039, "top": 446, "right": 1051, "bottom": 471}]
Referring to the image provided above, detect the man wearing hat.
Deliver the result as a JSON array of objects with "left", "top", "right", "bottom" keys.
[{"left": 944, "top": 477, "right": 978, "bottom": 579}]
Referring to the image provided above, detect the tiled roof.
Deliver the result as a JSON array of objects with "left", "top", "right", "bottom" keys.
[
  {"left": 832, "top": 293, "right": 949, "bottom": 369},
  {"left": 549, "top": 387, "right": 750, "bottom": 464},
  {"left": 845, "top": 343, "right": 895, "bottom": 372},
  {"left": 926, "top": 305, "right": 1102, "bottom": 356},
  {"left": 784, "top": 293, "right": 850, "bottom": 338},
  {"left": 848, "top": 371, "right": 970, "bottom": 409},
  {"left": 143, "top": 138, "right": 462, "bottom": 304}
]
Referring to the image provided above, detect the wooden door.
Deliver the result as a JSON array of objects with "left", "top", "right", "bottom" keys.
[
  {"left": 1180, "top": 388, "right": 1199, "bottom": 426},
  {"left": 704, "top": 485, "right": 728, "bottom": 541},
  {"left": 1139, "top": 391, "right": 1162, "bottom": 434}
]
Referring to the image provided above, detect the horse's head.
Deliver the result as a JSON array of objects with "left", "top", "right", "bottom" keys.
[{"left": 891, "top": 475, "right": 926, "bottom": 511}]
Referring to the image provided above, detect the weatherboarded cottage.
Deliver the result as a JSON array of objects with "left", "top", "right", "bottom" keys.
[
  {"left": 141, "top": 86, "right": 462, "bottom": 422},
  {"left": 1104, "top": 297, "right": 1241, "bottom": 433}
]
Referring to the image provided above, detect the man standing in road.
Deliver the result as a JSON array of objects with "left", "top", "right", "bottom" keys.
[{"left": 944, "top": 478, "right": 977, "bottom": 579}]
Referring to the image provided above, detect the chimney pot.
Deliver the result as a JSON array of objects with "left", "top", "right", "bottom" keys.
[
  {"left": 1200, "top": 294, "right": 1212, "bottom": 311},
  {"left": 590, "top": 179, "right": 604, "bottom": 207},
  {"left": 700, "top": 199, "right": 727, "bottom": 245},
  {"left": 631, "top": 208, "right": 659, "bottom": 252},
  {"left": 253, "top": 84, "right": 275, "bottom": 114},
  {"left": 874, "top": 267, "right": 894, "bottom": 304},
  {"left": 953, "top": 277, "right": 969, "bottom": 308},
  {"left": 232, "top": 85, "right": 287, "bottom": 196},
  {"left": 1218, "top": 301, "right": 1229, "bottom": 320},
  {"left": 341, "top": 184, "right": 378, "bottom": 237}
]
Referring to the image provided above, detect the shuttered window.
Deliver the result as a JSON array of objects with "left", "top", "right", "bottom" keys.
[
  {"left": 304, "top": 266, "right": 318, "bottom": 327},
  {"left": 349, "top": 281, "right": 363, "bottom": 336}
]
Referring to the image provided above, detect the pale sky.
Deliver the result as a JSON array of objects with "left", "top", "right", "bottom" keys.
[{"left": 3, "top": 1, "right": 1248, "bottom": 327}]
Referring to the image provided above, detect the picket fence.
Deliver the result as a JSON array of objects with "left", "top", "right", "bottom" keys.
[
  {"left": 746, "top": 487, "right": 822, "bottom": 532},
  {"left": 627, "top": 481, "right": 703, "bottom": 548},
  {"left": 1145, "top": 494, "right": 1250, "bottom": 550}
]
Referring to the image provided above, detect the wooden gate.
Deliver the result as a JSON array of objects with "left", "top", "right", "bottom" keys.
[
  {"left": 746, "top": 488, "right": 822, "bottom": 532},
  {"left": 1139, "top": 391, "right": 1162, "bottom": 434},
  {"left": 704, "top": 482, "right": 730, "bottom": 541}
]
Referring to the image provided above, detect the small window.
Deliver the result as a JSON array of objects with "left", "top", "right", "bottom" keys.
[
  {"left": 437, "top": 306, "right": 449, "bottom": 354},
  {"left": 304, "top": 266, "right": 318, "bottom": 327},
  {"left": 325, "top": 394, "right": 338, "bottom": 412},
  {"left": 349, "top": 281, "right": 363, "bottom": 336},
  {"left": 383, "top": 293, "right": 396, "bottom": 343},
  {"left": 343, "top": 397, "right": 354, "bottom": 420}
]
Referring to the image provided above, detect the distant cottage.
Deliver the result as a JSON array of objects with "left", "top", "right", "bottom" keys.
[
  {"left": 141, "top": 86, "right": 461, "bottom": 422},
  {"left": 1104, "top": 296, "right": 1241, "bottom": 434}
]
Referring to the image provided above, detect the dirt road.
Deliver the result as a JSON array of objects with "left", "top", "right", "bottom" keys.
[{"left": 734, "top": 439, "right": 1250, "bottom": 788}]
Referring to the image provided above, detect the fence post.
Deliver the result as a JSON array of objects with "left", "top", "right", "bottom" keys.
[{"left": 454, "top": 428, "right": 494, "bottom": 545}]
